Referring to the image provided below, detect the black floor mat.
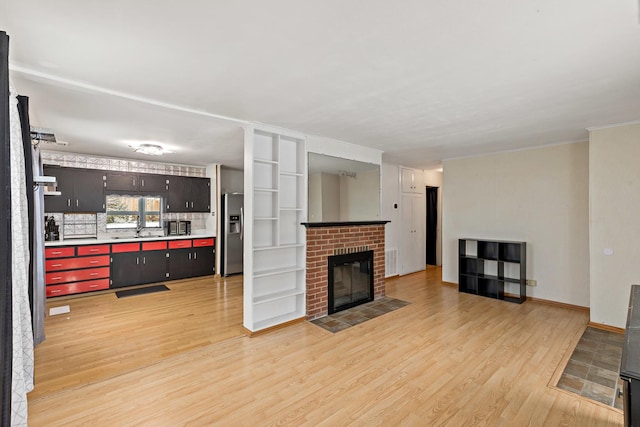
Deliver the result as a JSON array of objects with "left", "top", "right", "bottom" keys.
[{"left": 116, "top": 284, "right": 169, "bottom": 298}]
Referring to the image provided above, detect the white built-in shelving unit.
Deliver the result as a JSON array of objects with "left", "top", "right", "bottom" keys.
[{"left": 243, "top": 125, "right": 307, "bottom": 332}]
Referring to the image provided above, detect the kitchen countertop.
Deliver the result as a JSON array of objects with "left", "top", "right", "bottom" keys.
[{"left": 44, "top": 233, "right": 215, "bottom": 246}]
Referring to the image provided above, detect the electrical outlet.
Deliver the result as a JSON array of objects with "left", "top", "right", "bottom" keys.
[{"left": 527, "top": 279, "right": 537, "bottom": 287}]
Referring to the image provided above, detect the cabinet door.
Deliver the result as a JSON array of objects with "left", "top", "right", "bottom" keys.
[
  {"left": 401, "top": 167, "right": 424, "bottom": 193},
  {"left": 167, "top": 248, "right": 191, "bottom": 280},
  {"left": 105, "top": 172, "right": 138, "bottom": 192},
  {"left": 189, "top": 177, "right": 211, "bottom": 212},
  {"left": 74, "top": 169, "right": 106, "bottom": 212},
  {"left": 166, "top": 176, "right": 188, "bottom": 212},
  {"left": 140, "top": 250, "right": 168, "bottom": 284},
  {"left": 110, "top": 252, "right": 142, "bottom": 288},
  {"left": 139, "top": 173, "right": 168, "bottom": 194},
  {"left": 43, "top": 166, "right": 74, "bottom": 212},
  {"left": 399, "top": 193, "right": 425, "bottom": 275},
  {"left": 192, "top": 247, "right": 215, "bottom": 277}
]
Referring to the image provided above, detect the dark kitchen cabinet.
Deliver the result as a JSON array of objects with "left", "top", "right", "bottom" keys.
[
  {"left": 44, "top": 166, "right": 106, "bottom": 213},
  {"left": 105, "top": 172, "right": 139, "bottom": 192},
  {"left": 166, "top": 176, "right": 210, "bottom": 212},
  {"left": 105, "top": 171, "right": 168, "bottom": 194},
  {"left": 167, "top": 238, "right": 215, "bottom": 280},
  {"left": 167, "top": 247, "right": 192, "bottom": 281},
  {"left": 139, "top": 173, "right": 168, "bottom": 193},
  {"left": 110, "top": 252, "right": 144, "bottom": 288},
  {"left": 140, "top": 250, "right": 168, "bottom": 284},
  {"left": 192, "top": 246, "right": 215, "bottom": 277},
  {"left": 111, "top": 241, "right": 169, "bottom": 288}
]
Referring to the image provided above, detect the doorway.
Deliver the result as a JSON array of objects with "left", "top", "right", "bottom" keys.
[{"left": 426, "top": 186, "right": 438, "bottom": 266}]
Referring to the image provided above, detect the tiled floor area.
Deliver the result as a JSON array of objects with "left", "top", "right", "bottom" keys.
[
  {"left": 557, "top": 327, "right": 624, "bottom": 409},
  {"left": 311, "top": 297, "right": 410, "bottom": 333}
]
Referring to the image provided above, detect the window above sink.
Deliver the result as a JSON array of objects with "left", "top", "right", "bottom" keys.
[{"left": 106, "top": 195, "right": 162, "bottom": 229}]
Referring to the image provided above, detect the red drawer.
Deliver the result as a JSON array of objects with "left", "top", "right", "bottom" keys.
[
  {"left": 46, "top": 267, "right": 110, "bottom": 285},
  {"left": 168, "top": 239, "right": 192, "bottom": 249},
  {"left": 142, "top": 241, "right": 167, "bottom": 251},
  {"left": 111, "top": 242, "right": 141, "bottom": 253},
  {"left": 193, "top": 238, "right": 214, "bottom": 247},
  {"left": 46, "top": 279, "right": 110, "bottom": 297},
  {"left": 45, "top": 247, "right": 75, "bottom": 259},
  {"left": 46, "top": 255, "right": 110, "bottom": 272},
  {"left": 77, "top": 244, "right": 110, "bottom": 256}
]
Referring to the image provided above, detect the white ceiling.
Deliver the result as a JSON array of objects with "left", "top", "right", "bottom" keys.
[{"left": 2, "top": 1, "right": 639, "bottom": 170}]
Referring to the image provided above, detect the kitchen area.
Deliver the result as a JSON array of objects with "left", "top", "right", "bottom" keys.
[{"left": 40, "top": 150, "right": 244, "bottom": 298}]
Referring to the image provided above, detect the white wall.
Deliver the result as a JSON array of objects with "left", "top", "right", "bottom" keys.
[
  {"left": 220, "top": 167, "right": 244, "bottom": 194},
  {"left": 589, "top": 122, "right": 640, "bottom": 328},
  {"left": 205, "top": 163, "right": 218, "bottom": 235},
  {"left": 442, "top": 142, "right": 590, "bottom": 307}
]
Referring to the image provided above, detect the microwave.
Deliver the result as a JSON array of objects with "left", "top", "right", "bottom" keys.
[{"left": 164, "top": 220, "right": 191, "bottom": 236}]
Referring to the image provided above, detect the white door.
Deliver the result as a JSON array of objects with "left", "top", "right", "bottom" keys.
[{"left": 399, "top": 193, "right": 425, "bottom": 275}]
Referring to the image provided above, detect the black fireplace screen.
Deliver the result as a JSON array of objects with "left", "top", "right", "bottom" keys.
[{"left": 328, "top": 250, "right": 374, "bottom": 314}]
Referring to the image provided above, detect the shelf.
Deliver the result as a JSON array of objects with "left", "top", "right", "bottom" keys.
[
  {"left": 280, "top": 171, "right": 303, "bottom": 177},
  {"left": 254, "top": 217, "right": 278, "bottom": 221},
  {"left": 253, "top": 243, "right": 304, "bottom": 251},
  {"left": 254, "top": 187, "right": 278, "bottom": 193},
  {"left": 253, "top": 289, "right": 304, "bottom": 305},
  {"left": 253, "top": 265, "right": 304, "bottom": 278},
  {"left": 459, "top": 238, "right": 526, "bottom": 304},
  {"left": 280, "top": 207, "right": 303, "bottom": 211},
  {"left": 34, "top": 175, "right": 57, "bottom": 184},
  {"left": 253, "top": 310, "right": 305, "bottom": 331},
  {"left": 254, "top": 158, "right": 278, "bottom": 165}
]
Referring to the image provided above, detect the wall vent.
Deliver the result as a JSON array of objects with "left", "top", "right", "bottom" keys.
[{"left": 385, "top": 249, "right": 397, "bottom": 277}]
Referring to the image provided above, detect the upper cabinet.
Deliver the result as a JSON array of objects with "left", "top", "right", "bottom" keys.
[
  {"left": 400, "top": 167, "right": 423, "bottom": 193},
  {"left": 44, "top": 166, "right": 106, "bottom": 213},
  {"left": 105, "top": 172, "right": 168, "bottom": 194},
  {"left": 165, "top": 176, "right": 211, "bottom": 213}
]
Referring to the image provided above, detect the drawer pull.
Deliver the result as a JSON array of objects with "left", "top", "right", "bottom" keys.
[
  {"left": 89, "top": 284, "right": 98, "bottom": 288},
  {"left": 89, "top": 249, "right": 99, "bottom": 252},
  {"left": 89, "top": 273, "right": 99, "bottom": 276},
  {"left": 89, "top": 260, "right": 99, "bottom": 264},
  {"left": 52, "top": 264, "right": 63, "bottom": 267},
  {"left": 52, "top": 251, "right": 62, "bottom": 255},
  {"left": 51, "top": 289, "right": 61, "bottom": 293},
  {"left": 51, "top": 276, "right": 62, "bottom": 280}
]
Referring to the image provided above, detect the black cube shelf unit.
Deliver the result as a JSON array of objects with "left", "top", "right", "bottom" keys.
[{"left": 458, "top": 238, "right": 527, "bottom": 304}]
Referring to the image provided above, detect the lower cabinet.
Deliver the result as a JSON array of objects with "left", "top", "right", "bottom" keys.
[
  {"left": 45, "top": 245, "right": 111, "bottom": 297},
  {"left": 167, "top": 238, "right": 215, "bottom": 280},
  {"left": 110, "top": 242, "right": 169, "bottom": 288},
  {"left": 46, "top": 237, "right": 215, "bottom": 297}
]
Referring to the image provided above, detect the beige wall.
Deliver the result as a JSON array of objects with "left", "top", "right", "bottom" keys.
[
  {"left": 589, "top": 122, "right": 640, "bottom": 328},
  {"left": 442, "top": 142, "right": 590, "bottom": 306}
]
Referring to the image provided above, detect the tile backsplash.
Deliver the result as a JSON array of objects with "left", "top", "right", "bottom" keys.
[{"left": 41, "top": 151, "right": 206, "bottom": 177}]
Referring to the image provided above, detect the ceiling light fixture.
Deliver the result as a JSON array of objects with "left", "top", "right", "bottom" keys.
[{"left": 129, "top": 143, "right": 171, "bottom": 156}]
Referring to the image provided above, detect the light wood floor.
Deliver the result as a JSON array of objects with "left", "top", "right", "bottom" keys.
[{"left": 29, "top": 267, "right": 623, "bottom": 426}]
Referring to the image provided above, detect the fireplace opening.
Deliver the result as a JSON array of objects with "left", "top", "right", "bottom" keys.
[{"left": 328, "top": 250, "right": 374, "bottom": 314}]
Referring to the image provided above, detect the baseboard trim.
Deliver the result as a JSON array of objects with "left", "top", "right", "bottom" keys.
[
  {"left": 442, "top": 281, "right": 457, "bottom": 288},
  {"left": 525, "top": 296, "right": 590, "bottom": 313},
  {"left": 587, "top": 321, "right": 625, "bottom": 334},
  {"left": 243, "top": 317, "right": 306, "bottom": 337}
]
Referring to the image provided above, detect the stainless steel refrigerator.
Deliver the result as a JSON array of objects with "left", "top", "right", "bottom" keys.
[{"left": 220, "top": 193, "right": 243, "bottom": 276}]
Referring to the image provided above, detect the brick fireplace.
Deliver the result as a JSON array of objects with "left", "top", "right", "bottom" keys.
[{"left": 304, "top": 221, "right": 388, "bottom": 320}]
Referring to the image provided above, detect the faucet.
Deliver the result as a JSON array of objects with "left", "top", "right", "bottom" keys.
[{"left": 136, "top": 217, "right": 143, "bottom": 237}]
